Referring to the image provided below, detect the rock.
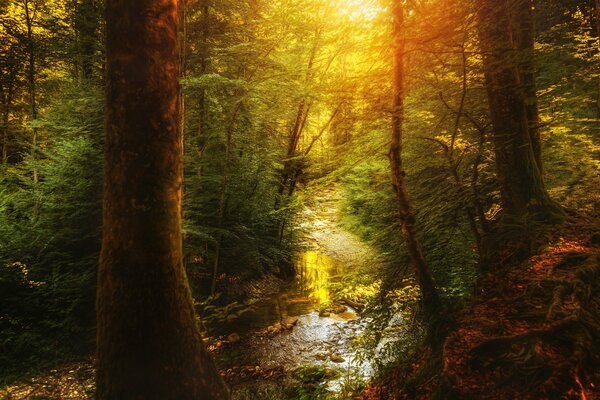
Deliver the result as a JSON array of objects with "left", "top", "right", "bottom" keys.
[
  {"left": 227, "top": 333, "right": 241, "bottom": 344},
  {"left": 330, "top": 354, "right": 345, "bottom": 363},
  {"left": 331, "top": 304, "right": 348, "bottom": 314},
  {"left": 266, "top": 322, "right": 283, "bottom": 336},
  {"left": 334, "top": 311, "right": 359, "bottom": 322},
  {"left": 282, "top": 316, "right": 299, "bottom": 329}
]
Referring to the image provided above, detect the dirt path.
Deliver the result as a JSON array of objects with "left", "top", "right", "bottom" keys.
[{"left": 298, "top": 186, "right": 374, "bottom": 267}]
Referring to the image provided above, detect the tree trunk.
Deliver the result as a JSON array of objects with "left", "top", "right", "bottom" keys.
[
  {"left": 97, "top": 1, "right": 229, "bottom": 398},
  {"left": 476, "top": 0, "right": 560, "bottom": 221},
  {"left": 596, "top": 0, "right": 600, "bottom": 117},
  {"left": 211, "top": 103, "right": 240, "bottom": 295},
  {"left": 198, "top": 2, "right": 209, "bottom": 142},
  {"left": 0, "top": 80, "right": 11, "bottom": 164},
  {"left": 1, "top": 109, "right": 6, "bottom": 164},
  {"left": 512, "top": 0, "right": 543, "bottom": 174},
  {"left": 276, "top": 27, "right": 320, "bottom": 206},
  {"left": 389, "top": 0, "right": 440, "bottom": 315},
  {"left": 24, "top": 0, "right": 38, "bottom": 183},
  {"left": 1, "top": 49, "right": 16, "bottom": 164},
  {"left": 74, "top": 0, "right": 99, "bottom": 80}
]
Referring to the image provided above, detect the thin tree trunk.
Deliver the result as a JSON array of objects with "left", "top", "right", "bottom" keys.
[
  {"left": 0, "top": 81, "right": 11, "bottom": 164},
  {"left": 97, "top": 1, "right": 229, "bottom": 398},
  {"left": 75, "top": 0, "right": 99, "bottom": 80},
  {"left": 276, "top": 27, "right": 321, "bottom": 204},
  {"left": 1, "top": 108, "right": 6, "bottom": 164},
  {"left": 24, "top": 0, "right": 38, "bottom": 183},
  {"left": 1, "top": 50, "right": 16, "bottom": 164},
  {"left": 438, "top": 91, "right": 491, "bottom": 241},
  {"left": 596, "top": 0, "right": 600, "bottom": 115},
  {"left": 472, "top": 130, "right": 490, "bottom": 235},
  {"left": 198, "top": 2, "right": 209, "bottom": 142},
  {"left": 450, "top": 34, "right": 483, "bottom": 253},
  {"left": 389, "top": 0, "right": 440, "bottom": 315},
  {"left": 211, "top": 103, "right": 240, "bottom": 295}
]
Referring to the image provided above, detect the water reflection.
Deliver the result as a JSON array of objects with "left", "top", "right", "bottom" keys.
[
  {"left": 217, "top": 251, "right": 345, "bottom": 335},
  {"left": 296, "top": 251, "right": 344, "bottom": 305}
]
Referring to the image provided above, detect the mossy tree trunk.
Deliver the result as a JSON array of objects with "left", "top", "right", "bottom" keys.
[
  {"left": 97, "top": 0, "right": 229, "bottom": 398},
  {"left": 389, "top": 0, "right": 440, "bottom": 315},
  {"left": 476, "top": 0, "right": 561, "bottom": 221}
]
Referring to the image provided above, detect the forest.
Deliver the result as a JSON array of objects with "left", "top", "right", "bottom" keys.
[{"left": 0, "top": 0, "right": 598, "bottom": 399}]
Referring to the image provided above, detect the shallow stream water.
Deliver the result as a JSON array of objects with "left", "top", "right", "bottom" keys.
[{"left": 217, "top": 250, "right": 374, "bottom": 394}]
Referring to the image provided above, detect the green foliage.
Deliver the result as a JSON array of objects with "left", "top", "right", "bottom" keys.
[
  {"left": 195, "top": 294, "right": 257, "bottom": 332},
  {"left": 284, "top": 366, "right": 340, "bottom": 400},
  {"left": 0, "top": 0, "right": 597, "bottom": 394},
  {"left": 537, "top": 8, "right": 599, "bottom": 212},
  {"left": 0, "top": 85, "right": 103, "bottom": 377}
]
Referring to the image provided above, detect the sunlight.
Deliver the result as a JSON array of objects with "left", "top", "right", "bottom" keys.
[
  {"left": 334, "top": 0, "right": 382, "bottom": 21},
  {"left": 296, "top": 251, "right": 341, "bottom": 305}
]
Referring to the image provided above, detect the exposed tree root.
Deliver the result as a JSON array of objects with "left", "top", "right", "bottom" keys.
[{"left": 360, "top": 219, "right": 600, "bottom": 400}]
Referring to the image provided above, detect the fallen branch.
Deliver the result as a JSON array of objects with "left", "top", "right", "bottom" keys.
[{"left": 340, "top": 298, "right": 365, "bottom": 312}]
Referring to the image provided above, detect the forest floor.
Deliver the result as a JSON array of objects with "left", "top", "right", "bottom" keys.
[
  {"left": 0, "top": 186, "right": 381, "bottom": 400},
  {"left": 360, "top": 215, "right": 600, "bottom": 400}
]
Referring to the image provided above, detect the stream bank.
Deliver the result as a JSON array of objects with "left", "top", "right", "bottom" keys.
[
  {"left": 0, "top": 187, "right": 386, "bottom": 400},
  {"left": 213, "top": 187, "right": 383, "bottom": 398}
]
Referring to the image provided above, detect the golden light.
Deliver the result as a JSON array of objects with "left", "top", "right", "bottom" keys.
[{"left": 334, "top": 0, "right": 383, "bottom": 21}]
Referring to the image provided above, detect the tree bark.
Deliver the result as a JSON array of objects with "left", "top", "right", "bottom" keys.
[
  {"left": 74, "top": 0, "right": 99, "bottom": 80},
  {"left": 476, "top": 0, "right": 560, "bottom": 221},
  {"left": 24, "top": 0, "right": 38, "bottom": 183},
  {"left": 0, "top": 78, "right": 13, "bottom": 164},
  {"left": 211, "top": 103, "right": 240, "bottom": 295},
  {"left": 511, "top": 0, "right": 543, "bottom": 174},
  {"left": 1, "top": 86, "right": 7, "bottom": 164},
  {"left": 97, "top": 0, "right": 229, "bottom": 398},
  {"left": 1, "top": 48, "right": 17, "bottom": 164},
  {"left": 197, "top": 2, "right": 209, "bottom": 142},
  {"left": 596, "top": 0, "right": 600, "bottom": 117},
  {"left": 389, "top": 0, "right": 440, "bottom": 315}
]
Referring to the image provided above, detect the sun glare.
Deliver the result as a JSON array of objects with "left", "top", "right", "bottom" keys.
[{"left": 335, "top": 0, "right": 382, "bottom": 21}]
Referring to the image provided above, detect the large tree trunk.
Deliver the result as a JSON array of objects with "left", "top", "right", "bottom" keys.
[
  {"left": 512, "top": 0, "right": 543, "bottom": 173},
  {"left": 389, "top": 0, "right": 440, "bottom": 315},
  {"left": 476, "top": 0, "right": 560, "bottom": 221},
  {"left": 97, "top": 1, "right": 229, "bottom": 398}
]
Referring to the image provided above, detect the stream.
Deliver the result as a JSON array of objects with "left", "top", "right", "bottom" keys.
[
  {"left": 214, "top": 189, "right": 379, "bottom": 397},
  {"left": 216, "top": 250, "right": 373, "bottom": 395}
]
